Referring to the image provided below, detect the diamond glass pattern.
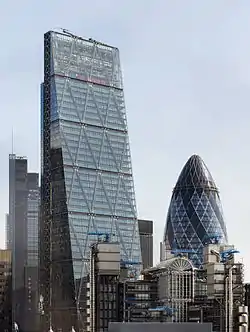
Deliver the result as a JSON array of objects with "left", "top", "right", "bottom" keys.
[
  {"left": 41, "top": 31, "right": 142, "bottom": 330},
  {"left": 163, "top": 155, "right": 228, "bottom": 268}
]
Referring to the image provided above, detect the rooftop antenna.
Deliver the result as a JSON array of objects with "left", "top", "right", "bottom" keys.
[{"left": 11, "top": 127, "right": 14, "bottom": 154}]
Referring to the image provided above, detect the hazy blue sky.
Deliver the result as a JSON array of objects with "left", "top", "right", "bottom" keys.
[{"left": 1, "top": 0, "right": 250, "bottom": 279}]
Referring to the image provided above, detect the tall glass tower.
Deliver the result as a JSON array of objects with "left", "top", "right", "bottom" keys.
[
  {"left": 40, "top": 30, "right": 141, "bottom": 330},
  {"left": 163, "top": 155, "right": 228, "bottom": 268}
]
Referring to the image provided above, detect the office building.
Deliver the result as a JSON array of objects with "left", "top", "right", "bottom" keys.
[
  {"left": 40, "top": 30, "right": 141, "bottom": 331},
  {"left": 25, "top": 173, "right": 40, "bottom": 332},
  {"left": 120, "top": 277, "right": 158, "bottom": 323},
  {"left": 0, "top": 250, "right": 11, "bottom": 332},
  {"left": 5, "top": 213, "right": 11, "bottom": 250},
  {"left": 144, "top": 256, "right": 195, "bottom": 322},
  {"left": 138, "top": 219, "right": 153, "bottom": 269},
  {"left": 188, "top": 242, "right": 245, "bottom": 332},
  {"left": 9, "top": 154, "right": 28, "bottom": 330},
  {"left": 9, "top": 154, "right": 39, "bottom": 332},
  {"left": 27, "top": 173, "right": 40, "bottom": 266},
  {"left": 87, "top": 241, "right": 121, "bottom": 332},
  {"left": 163, "top": 154, "right": 228, "bottom": 267},
  {"left": 85, "top": 241, "right": 163, "bottom": 332}
]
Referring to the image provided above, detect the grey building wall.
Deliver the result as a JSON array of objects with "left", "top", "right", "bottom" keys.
[
  {"left": 9, "top": 154, "right": 39, "bottom": 332},
  {"left": 9, "top": 154, "right": 28, "bottom": 291},
  {"left": 27, "top": 173, "right": 39, "bottom": 266},
  {"left": 138, "top": 219, "right": 153, "bottom": 269},
  {"left": 9, "top": 154, "right": 28, "bottom": 330},
  {"left": 25, "top": 173, "right": 40, "bottom": 332},
  {"left": 5, "top": 213, "right": 11, "bottom": 249},
  {"left": 109, "top": 322, "right": 212, "bottom": 332}
]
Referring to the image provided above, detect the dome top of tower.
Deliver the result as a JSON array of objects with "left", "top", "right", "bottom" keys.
[{"left": 174, "top": 154, "right": 217, "bottom": 191}]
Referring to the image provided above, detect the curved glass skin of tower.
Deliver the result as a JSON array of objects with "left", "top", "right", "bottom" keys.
[{"left": 163, "top": 155, "right": 228, "bottom": 268}]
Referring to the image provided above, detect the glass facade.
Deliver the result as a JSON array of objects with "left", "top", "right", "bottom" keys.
[
  {"left": 5, "top": 213, "right": 11, "bottom": 250},
  {"left": 27, "top": 187, "right": 39, "bottom": 266},
  {"left": 41, "top": 31, "right": 141, "bottom": 331},
  {"left": 164, "top": 155, "right": 228, "bottom": 268}
]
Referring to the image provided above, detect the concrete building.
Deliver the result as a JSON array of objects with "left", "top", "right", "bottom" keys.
[
  {"left": 87, "top": 241, "right": 121, "bottom": 332},
  {"left": 81, "top": 240, "right": 163, "bottom": 332}
]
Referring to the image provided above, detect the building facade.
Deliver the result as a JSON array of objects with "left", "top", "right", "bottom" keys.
[
  {"left": 144, "top": 256, "right": 195, "bottom": 322},
  {"left": 40, "top": 30, "right": 141, "bottom": 331},
  {"left": 5, "top": 213, "right": 11, "bottom": 250},
  {"left": 27, "top": 173, "right": 40, "bottom": 267},
  {"left": 25, "top": 173, "right": 40, "bottom": 332},
  {"left": 138, "top": 219, "right": 153, "bottom": 269},
  {"left": 9, "top": 154, "right": 28, "bottom": 330},
  {"left": 0, "top": 250, "right": 11, "bottom": 332},
  {"left": 163, "top": 155, "right": 228, "bottom": 267},
  {"left": 188, "top": 242, "right": 245, "bottom": 332},
  {"left": 9, "top": 154, "right": 39, "bottom": 332},
  {"left": 120, "top": 278, "right": 158, "bottom": 323}
]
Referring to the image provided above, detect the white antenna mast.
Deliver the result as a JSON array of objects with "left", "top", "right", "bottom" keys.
[{"left": 11, "top": 127, "right": 14, "bottom": 154}]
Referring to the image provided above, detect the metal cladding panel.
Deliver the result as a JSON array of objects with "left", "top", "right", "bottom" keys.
[
  {"left": 138, "top": 219, "right": 153, "bottom": 234},
  {"left": 97, "top": 261, "right": 120, "bottom": 274},
  {"left": 108, "top": 322, "right": 213, "bottom": 332},
  {"left": 158, "top": 275, "right": 169, "bottom": 299},
  {"left": 97, "top": 261, "right": 120, "bottom": 271},
  {"left": 97, "top": 252, "right": 120, "bottom": 263},
  {"left": 97, "top": 243, "right": 120, "bottom": 254}
]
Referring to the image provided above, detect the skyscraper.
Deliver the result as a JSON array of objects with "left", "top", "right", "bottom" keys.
[
  {"left": 26, "top": 173, "right": 40, "bottom": 267},
  {"left": 5, "top": 213, "right": 11, "bottom": 249},
  {"left": 25, "top": 173, "right": 40, "bottom": 332},
  {"left": 138, "top": 219, "right": 153, "bottom": 269},
  {"left": 40, "top": 30, "right": 141, "bottom": 331},
  {"left": 163, "top": 155, "right": 228, "bottom": 267},
  {"left": 9, "top": 154, "right": 39, "bottom": 332},
  {"left": 9, "top": 154, "right": 28, "bottom": 330}
]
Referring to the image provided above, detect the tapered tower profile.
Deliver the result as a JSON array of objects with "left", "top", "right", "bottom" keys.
[
  {"left": 40, "top": 30, "right": 141, "bottom": 331},
  {"left": 163, "top": 155, "right": 228, "bottom": 267}
]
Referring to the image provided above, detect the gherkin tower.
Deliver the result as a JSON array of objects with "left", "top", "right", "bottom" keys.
[{"left": 163, "top": 155, "right": 228, "bottom": 267}]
